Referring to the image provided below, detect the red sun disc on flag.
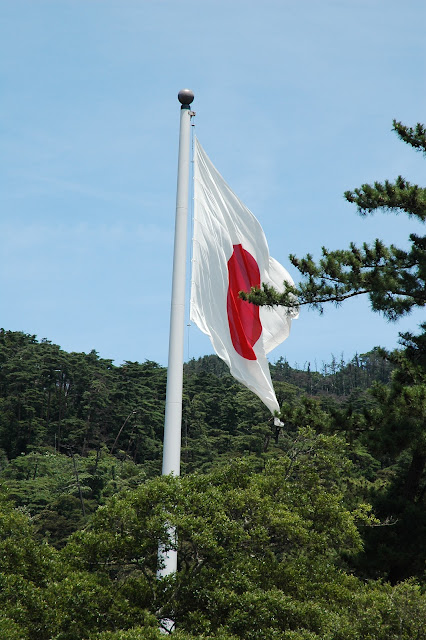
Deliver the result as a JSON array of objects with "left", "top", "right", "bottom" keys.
[{"left": 227, "top": 244, "right": 262, "bottom": 360}]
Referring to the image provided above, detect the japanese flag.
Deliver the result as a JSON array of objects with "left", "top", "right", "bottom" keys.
[{"left": 190, "top": 138, "right": 299, "bottom": 416}]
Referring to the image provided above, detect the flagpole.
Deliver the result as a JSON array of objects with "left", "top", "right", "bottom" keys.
[{"left": 158, "top": 89, "right": 194, "bottom": 581}]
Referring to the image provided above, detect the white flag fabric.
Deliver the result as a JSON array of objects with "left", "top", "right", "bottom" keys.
[{"left": 190, "top": 137, "right": 299, "bottom": 416}]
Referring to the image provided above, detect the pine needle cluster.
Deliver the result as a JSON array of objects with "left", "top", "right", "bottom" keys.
[{"left": 242, "top": 120, "right": 426, "bottom": 322}]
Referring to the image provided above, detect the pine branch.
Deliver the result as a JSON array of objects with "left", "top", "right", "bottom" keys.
[
  {"left": 393, "top": 120, "right": 426, "bottom": 154},
  {"left": 241, "top": 238, "right": 425, "bottom": 320},
  {"left": 344, "top": 177, "right": 426, "bottom": 221},
  {"left": 242, "top": 120, "right": 426, "bottom": 325}
]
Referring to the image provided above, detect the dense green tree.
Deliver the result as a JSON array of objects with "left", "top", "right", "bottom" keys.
[
  {"left": 0, "top": 487, "right": 158, "bottom": 639},
  {"left": 0, "top": 331, "right": 167, "bottom": 464},
  {"left": 1, "top": 446, "right": 425, "bottom": 640},
  {"left": 352, "top": 326, "right": 426, "bottom": 583},
  {"left": 0, "top": 447, "right": 148, "bottom": 547},
  {"left": 64, "top": 430, "right": 426, "bottom": 639}
]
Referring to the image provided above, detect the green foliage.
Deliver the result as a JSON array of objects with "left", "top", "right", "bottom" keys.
[
  {"left": 1, "top": 327, "right": 403, "bottom": 562},
  {"left": 62, "top": 432, "right": 426, "bottom": 639},
  {"left": 0, "top": 447, "right": 147, "bottom": 547},
  {"left": 390, "top": 120, "right": 426, "bottom": 157},
  {"left": 87, "top": 630, "right": 164, "bottom": 640},
  {"left": 1, "top": 326, "right": 423, "bottom": 585},
  {"left": 0, "top": 426, "right": 425, "bottom": 638},
  {"left": 242, "top": 120, "right": 425, "bottom": 322},
  {"left": 0, "top": 487, "right": 158, "bottom": 639},
  {"left": 64, "top": 431, "right": 364, "bottom": 638},
  {"left": 0, "top": 330, "right": 166, "bottom": 465},
  {"left": 350, "top": 327, "right": 426, "bottom": 583}
]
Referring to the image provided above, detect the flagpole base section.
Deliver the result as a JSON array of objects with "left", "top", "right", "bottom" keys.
[
  {"left": 157, "top": 548, "right": 177, "bottom": 578},
  {"left": 157, "top": 526, "right": 178, "bottom": 578},
  {"left": 157, "top": 526, "right": 177, "bottom": 634}
]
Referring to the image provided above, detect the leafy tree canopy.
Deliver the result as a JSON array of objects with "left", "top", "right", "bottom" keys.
[{"left": 64, "top": 430, "right": 426, "bottom": 639}]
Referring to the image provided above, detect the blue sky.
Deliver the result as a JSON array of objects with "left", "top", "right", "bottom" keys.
[{"left": 1, "top": 0, "right": 425, "bottom": 370}]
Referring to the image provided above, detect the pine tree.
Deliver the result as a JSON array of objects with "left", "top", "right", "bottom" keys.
[
  {"left": 242, "top": 120, "right": 426, "bottom": 584},
  {"left": 242, "top": 120, "right": 426, "bottom": 322}
]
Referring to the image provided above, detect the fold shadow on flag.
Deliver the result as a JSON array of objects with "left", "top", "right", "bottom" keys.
[{"left": 190, "top": 137, "right": 299, "bottom": 417}]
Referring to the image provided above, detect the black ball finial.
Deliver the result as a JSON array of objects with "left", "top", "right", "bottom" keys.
[{"left": 178, "top": 89, "right": 194, "bottom": 105}]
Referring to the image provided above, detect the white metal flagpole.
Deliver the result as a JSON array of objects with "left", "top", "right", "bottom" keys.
[{"left": 158, "top": 89, "right": 194, "bottom": 581}]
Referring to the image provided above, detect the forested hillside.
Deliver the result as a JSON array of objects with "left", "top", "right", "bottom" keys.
[
  {"left": 0, "top": 327, "right": 425, "bottom": 639},
  {"left": 0, "top": 328, "right": 393, "bottom": 469}
]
